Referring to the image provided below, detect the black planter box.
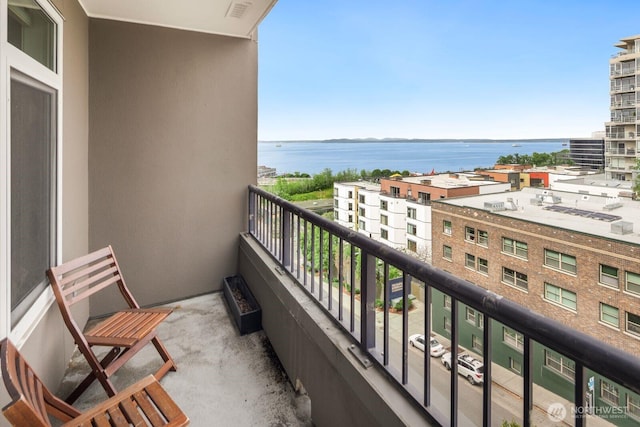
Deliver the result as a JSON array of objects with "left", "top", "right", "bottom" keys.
[{"left": 223, "top": 275, "right": 262, "bottom": 335}]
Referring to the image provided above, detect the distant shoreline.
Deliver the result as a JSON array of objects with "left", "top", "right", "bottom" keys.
[{"left": 258, "top": 138, "right": 569, "bottom": 144}]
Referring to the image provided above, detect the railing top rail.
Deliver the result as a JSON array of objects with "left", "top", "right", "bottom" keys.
[{"left": 249, "top": 185, "right": 640, "bottom": 395}]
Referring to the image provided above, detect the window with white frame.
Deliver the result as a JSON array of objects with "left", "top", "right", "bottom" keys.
[
  {"left": 465, "top": 226, "right": 475, "bottom": 242},
  {"left": 503, "top": 327, "right": 523, "bottom": 351},
  {"left": 478, "top": 257, "right": 488, "bottom": 274},
  {"left": 443, "top": 245, "right": 452, "bottom": 261},
  {"left": 406, "top": 223, "right": 417, "bottom": 236},
  {"left": 600, "top": 379, "right": 619, "bottom": 406},
  {"left": 407, "top": 239, "right": 417, "bottom": 252},
  {"left": 407, "top": 207, "right": 416, "bottom": 219},
  {"left": 444, "top": 294, "right": 451, "bottom": 311},
  {"left": 502, "top": 267, "right": 528, "bottom": 290},
  {"left": 380, "top": 200, "right": 388, "bottom": 210},
  {"left": 544, "top": 249, "right": 576, "bottom": 274},
  {"left": 477, "top": 230, "right": 488, "bottom": 246},
  {"left": 626, "top": 271, "right": 640, "bottom": 296},
  {"left": 380, "top": 214, "right": 388, "bottom": 225},
  {"left": 628, "top": 394, "right": 640, "bottom": 420},
  {"left": 509, "top": 357, "right": 521, "bottom": 374},
  {"left": 502, "top": 237, "right": 528, "bottom": 259},
  {"left": 358, "top": 207, "right": 365, "bottom": 217},
  {"left": 626, "top": 312, "right": 640, "bottom": 338},
  {"left": 544, "top": 350, "right": 575, "bottom": 380},
  {"left": 465, "top": 307, "right": 476, "bottom": 324},
  {"left": 599, "top": 303, "right": 619, "bottom": 328},
  {"left": 465, "top": 253, "right": 476, "bottom": 269},
  {"left": 3, "top": 0, "right": 62, "bottom": 333},
  {"left": 444, "top": 316, "right": 451, "bottom": 332},
  {"left": 443, "top": 220, "right": 452, "bottom": 235},
  {"left": 599, "top": 264, "right": 619, "bottom": 288},
  {"left": 360, "top": 221, "right": 366, "bottom": 231},
  {"left": 471, "top": 335, "right": 482, "bottom": 352},
  {"left": 381, "top": 229, "right": 388, "bottom": 240},
  {"left": 544, "top": 283, "right": 577, "bottom": 311}
]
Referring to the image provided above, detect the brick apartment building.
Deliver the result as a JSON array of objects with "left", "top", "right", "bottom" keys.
[{"left": 430, "top": 188, "right": 640, "bottom": 420}]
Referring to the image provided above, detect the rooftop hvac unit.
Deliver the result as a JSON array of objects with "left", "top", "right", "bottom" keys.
[
  {"left": 611, "top": 221, "right": 633, "bottom": 235},
  {"left": 484, "top": 201, "right": 505, "bottom": 212}
]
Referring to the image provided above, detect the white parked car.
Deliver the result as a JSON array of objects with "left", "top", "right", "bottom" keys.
[
  {"left": 408, "top": 334, "right": 446, "bottom": 357},
  {"left": 441, "top": 352, "right": 484, "bottom": 385}
]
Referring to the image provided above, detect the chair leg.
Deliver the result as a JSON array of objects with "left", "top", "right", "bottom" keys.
[
  {"left": 65, "top": 347, "right": 120, "bottom": 404},
  {"left": 151, "top": 337, "right": 177, "bottom": 379}
]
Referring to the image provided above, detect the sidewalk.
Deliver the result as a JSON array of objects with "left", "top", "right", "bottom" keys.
[{"left": 382, "top": 299, "right": 614, "bottom": 427}]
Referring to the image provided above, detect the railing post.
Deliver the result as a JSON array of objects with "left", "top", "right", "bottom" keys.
[
  {"left": 360, "top": 250, "right": 376, "bottom": 350},
  {"left": 281, "top": 208, "right": 291, "bottom": 268},
  {"left": 248, "top": 188, "right": 255, "bottom": 235},
  {"left": 523, "top": 336, "right": 533, "bottom": 427},
  {"left": 482, "top": 314, "right": 492, "bottom": 427},
  {"left": 574, "top": 362, "right": 585, "bottom": 427}
]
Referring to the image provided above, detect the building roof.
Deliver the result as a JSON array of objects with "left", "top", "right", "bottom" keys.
[
  {"left": 435, "top": 187, "right": 640, "bottom": 245},
  {"left": 335, "top": 181, "right": 381, "bottom": 191},
  {"left": 396, "top": 174, "right": 504, "bottom": 189}
]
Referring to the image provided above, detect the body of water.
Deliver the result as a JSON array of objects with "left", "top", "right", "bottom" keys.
[{"left": 258, "top": 140, "right": 568, "bottom": 175}]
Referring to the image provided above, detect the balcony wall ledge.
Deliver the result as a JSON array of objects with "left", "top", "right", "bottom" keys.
[{"left": 238, "top": 233, "right": 436, "bottom": 427}]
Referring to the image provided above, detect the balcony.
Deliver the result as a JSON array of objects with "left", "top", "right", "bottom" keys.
[
  {"left": 606, "top": 148, "right": 636, "bottom": 156},
  {"left": 243, "top": 186, "right": 640, "bottom": 426}
]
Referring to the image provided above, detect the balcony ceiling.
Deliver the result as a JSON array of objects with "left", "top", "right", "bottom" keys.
[{"left": 78, "top": 0, "right": 277, "bottom": 39}]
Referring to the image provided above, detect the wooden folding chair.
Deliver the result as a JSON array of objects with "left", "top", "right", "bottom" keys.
[
  {"left": 47, "top": 245, "right": 177, "bottom": 403},
  {"left": 0, "top": 338, "right": 188, "bottom": 426}
]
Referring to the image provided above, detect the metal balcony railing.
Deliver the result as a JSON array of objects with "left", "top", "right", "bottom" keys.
[{"left": 248, "top": 185, "right": 640, "bottom": 427}]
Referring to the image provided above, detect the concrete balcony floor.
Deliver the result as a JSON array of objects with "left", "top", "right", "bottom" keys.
[{"left": 56, "top": 292, "right": 312, "bottom": 426}]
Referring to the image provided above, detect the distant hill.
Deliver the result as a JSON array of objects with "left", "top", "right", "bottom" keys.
[{"left": 258, "top": 138, "right": 569, "bottom": 144}]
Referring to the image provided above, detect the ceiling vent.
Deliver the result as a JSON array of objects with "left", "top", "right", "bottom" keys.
[{"left": 226, "top": 1, "right": 252, "bottom": 19}]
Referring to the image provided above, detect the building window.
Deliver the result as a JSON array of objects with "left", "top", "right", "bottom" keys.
[
  {"left": 626, "top": 271, "right": 640, "bottom": 296},
  {"left": 600, "top": 379, "right": 619, "bottom": 406},
  {"left": 599, "top": 264, "right": 619, "bottom": 288},
  {"left": 359, "top": 194, "right": 365, "bottom": 203},
  {"left": 5, "top": 1, "right": 62, "bottom": 331},
  {"left": 348, "top": 202, "right": 353, "bottom": 211},
  {"left": 478, "top": 258, "right": 489, "bottom": 274},
  {"left": 600, "top": 303, "right": 619, "bottom": 328},
  {"left": 503, "top": 327, "right": 524, "bottom": 351},
  {"left": 544, "top": 249, "right": 577, "bottom": 274},
  {"left": 626, "top": 312, "right": 640, "bottom": 338},
  {"left": 509, "top": 357, "right": 522, "bottom": 374},
  {"left": 477, "top": 230, "right": 488, "bottom": 246},
  {"left": 465, "top": 253, "right": 476, "bottom": 269},
  {"left": 443, "top": 220, "right": 452, "bottom": 235},
  {"left": 334, "top": 200, "right": 338, "bottom": 208},
  {"left": 8, "top": 1, "right": 57, "bottom": 71},
  {"left": 348, "top": 215, "right": 353, "bottom": 223},
  {"left": 380, "top": 214, "right": 388, "bottom": 225},
  {"left": 465, "top": 307, "right": 476, "bottom": 324},
  {"left": 359, "top": 207, "right": 365, "bottom": 217},
  {"left": 628, "top": 394, "right": 640, "bottom": 420},
  {"left": 380, "top": 200, "right": 388, "bottom": 210},
  {"left": 407, "top": 207, "right": 416, "bottom": 219},
  {"left": 334, "top": 210, "right": 338, "bottom": 219},
  {"left": 407, "top": 223, "right": 417, "bottom": 236},
  {"left": 360, "top": 221, "right": 366, "bottom": 231},
  {"left": 502, "top": 237, "right": 528, "bottom": 259},
  {"left": 443, "top": 245, "right": 452, "bottom": 261},
  {"left": 417, "top": 191, "right": 430, "bottom": 204},
  {"left": 348, "top": 191, "right": 353, "bottom": 198},
  {"left": 407, "top": 240, "right": 417, "bottom": 252},
  {"left": 502, "top": 267, "right": 528, "bottom": 291},
  {"left": 444, "top": 295, "right": 452, "bottom": 311},
  {"left": 381, "top": 229, "right": 388, "bottom": 240},
  {"left": 390, "top": 186, "right": 400, "bottom": 197},
  {"left": 471, "top": 335, "right": 482, "bottom": 352},
  {"left": 465, "top": 226, "right": 475, "bottom": 242},
  {"left": 544, "top": 283, "right": 577, "bottom": 311},
  {"left": 444, "top": 316, "right": 451, "bottom": 332},
  {"left": 544, "top": 350, "right": 575, "bottom": 380}
]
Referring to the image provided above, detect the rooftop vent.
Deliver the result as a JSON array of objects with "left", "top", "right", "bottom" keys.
[
  {"left": 484, "top": 201, "right": 505, "bottom": 212},
  {"left": 604, "top": 197, "right": 623, "bottom": 211},
  {"left": 611, "top": 221, "right": 633, "bottom": 235},
  {"left": 505, "top": 197, "right": 518, "bottom": 211}
]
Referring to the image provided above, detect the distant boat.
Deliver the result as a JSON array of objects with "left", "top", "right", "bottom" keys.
[
  {"left": 512, "top": 143, "right": 522, "bottom": 147},
  {"left": 562, "top": 143, "right": 568, "bottom": 146},
  {"left": 275, "top": 144, "right": 282, "bottom": 147}
]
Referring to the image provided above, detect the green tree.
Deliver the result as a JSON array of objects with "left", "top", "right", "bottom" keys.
[{"left": 634, "top": 159, "right": 640, "bottom": 198}]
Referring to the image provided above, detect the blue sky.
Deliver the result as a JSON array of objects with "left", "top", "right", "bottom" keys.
[{"left": 257, "top": 1, "right": 640, "bottom": 141}]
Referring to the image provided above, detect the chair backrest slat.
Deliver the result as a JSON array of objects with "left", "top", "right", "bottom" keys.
[
  {"left": 1, "top": 339, "right": 51, "bottom": 427},
  {"left": 60, "top": 259, "right": 117, "bottom": 294}
]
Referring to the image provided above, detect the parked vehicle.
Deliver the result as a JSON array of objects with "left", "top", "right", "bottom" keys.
[
  {"left": 441, "top": 352, "right": 484, "bottom": 385},
  {"left": 408, "top": 334, "right": 446, "bottom": 357}
]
